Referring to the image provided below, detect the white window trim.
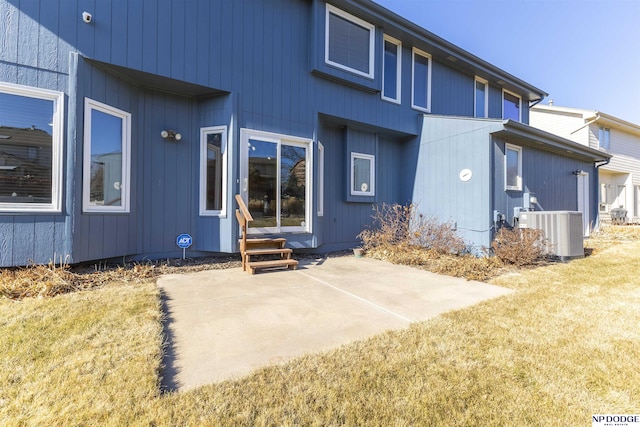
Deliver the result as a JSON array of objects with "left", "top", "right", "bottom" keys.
[
  {"left": 502, "top": 89, "right": 522, "bottom": 122},
  {"left": 411, "top": 47, "right": 432, "bottom": 113},
  {"left": 199, "top": 125, "right": 228, "bottom": 217},
  {"left": 317, "top": 141, "right": 324, "bottom": 216},
  {"left": 0, "top": 82, "right": 64, "bottom": 213},
  {"left": 351, "top": 152, "right": 375, "bottom": 196},
  {"left": 83, "top": 98, "right": 132, "bottom": 213},
  {"left": 504, "top": 143, "right": 522, "bottom": 191},
  {"left": 382, "top": 35, "right": 402, "bottom": 104},
  {"left": 474, "top": 76, "right": 488, "bottom": 118},
  {"left": 239, "top": 128, "right": 313, "bottom": 234},
  {"left": 325, "top": 4, "right": 375, "bottom": 79}
]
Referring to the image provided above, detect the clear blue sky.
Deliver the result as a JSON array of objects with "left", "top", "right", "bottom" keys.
[{"left": 375, "top": 0, "right": 640, "bottom": 125}]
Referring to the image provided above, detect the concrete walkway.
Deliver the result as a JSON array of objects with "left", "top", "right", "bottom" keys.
[{"left": 158, "top": 256, "right": 512, "bottom": 391}]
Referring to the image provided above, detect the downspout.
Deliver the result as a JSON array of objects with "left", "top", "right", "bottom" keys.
[
  {"left": 593, "top": 156, "right": 611, "bottom": 231},
  {"left": 595, "top": 157, "right": 610, "bottom": 169}
]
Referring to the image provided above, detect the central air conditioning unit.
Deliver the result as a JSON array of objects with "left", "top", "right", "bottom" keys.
[{"left": 518, "top": 211, "right": 584, "bottom": 260}]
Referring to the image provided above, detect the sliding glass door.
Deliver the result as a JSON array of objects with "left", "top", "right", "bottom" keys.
[{"left": 241, "top": 129, "right": 311, "bottom": 234}]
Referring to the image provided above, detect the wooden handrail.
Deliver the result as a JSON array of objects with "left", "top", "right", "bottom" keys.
[{"left": 235, "top": 194, "right": 253, "bottom": 222}]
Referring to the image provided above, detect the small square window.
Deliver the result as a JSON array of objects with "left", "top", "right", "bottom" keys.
[
  {"left": 325, "top": 5, "right": 375, "bottom": 79},
  {"left": 351, "top": 152, "right": 375, "bottom": 196},
  {"left": 505, "top": 143, "right": 522, "bottom": 191}
]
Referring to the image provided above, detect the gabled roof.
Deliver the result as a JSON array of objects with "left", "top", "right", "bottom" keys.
[
  {"left": 334, "top": 0, "right": 548, "bottom": 102},
  {"left": 532, "top": 104, "right": 640, "bottom": 136},
  {"left": 495, "top": 119, "right": 612, "bottom": 162}
]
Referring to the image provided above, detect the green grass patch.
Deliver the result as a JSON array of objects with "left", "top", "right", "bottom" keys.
[{"left": 1, "top": 241, "right": 639, "bottom": 425}]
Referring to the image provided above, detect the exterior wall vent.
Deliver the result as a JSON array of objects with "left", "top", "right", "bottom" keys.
[{"left": 518, "top": 211, "right": 584, "bottom": 260}]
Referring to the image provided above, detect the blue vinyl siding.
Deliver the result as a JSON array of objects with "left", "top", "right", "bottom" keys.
[
  {"left": 492, "top": 138, "right": 597, "bottom": 225},
  {"left": 431, "top": 61, "right": 474, "bottom": 117},
  {"left": 411, "top": 116, "right": 496, "bottom": 249},
  {"left": 0, "top": 0, "right": 551, "bottom": 265},
  {"left": 318, "top": 120, "right": 407, "bottom": 250}
]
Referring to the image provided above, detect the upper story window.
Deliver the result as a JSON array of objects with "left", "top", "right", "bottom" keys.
[
  {"left": 382, "top": 35, "right": 402, "bottom": 103},
  {"left": 474, "top": 77, "right": 488, "bottom": 118},
  {"left": 412, "top": 48, "right": 432, "bottom": 112},
  {"left": 502, "top": 90, "right": 521, "bottom": 122},
  {"left": 505, "top": 143, "right": 522, "bottom": 191},
  {"left": 200, "top": 126, "right": 228, "bottom": 217},
  {"left": 83, "top": 98, "right": 131, "bottom": 213},
  {"left": 325, "top": 5, "right": 375, "bottom": 79},
  {"left": 598, "top": 127, "right": 610, "bottom": 150},
  {"left": 0, "top": 82, "right": 64, "bottom": 213}
]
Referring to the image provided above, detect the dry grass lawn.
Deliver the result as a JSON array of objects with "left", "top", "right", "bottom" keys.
[{"left": 1, "top": 233, "right": 639, "bottom": 425}]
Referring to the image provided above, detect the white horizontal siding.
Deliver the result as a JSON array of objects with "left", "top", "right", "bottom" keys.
[
  {"left": 606, "top": 128, "right": 640, "bottom": 185},
  {"left": 587, "top": 124, "right": 600, "bottom": 150},
  {"left": 530, "top": 109, "right": 586, "bottom": 142}
]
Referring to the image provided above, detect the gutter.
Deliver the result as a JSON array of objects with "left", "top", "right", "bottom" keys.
[
  {"left": 595, "top": 157, "right": 610, "bottom": 168},
  {"left": 529, "top": 98, "right": 544, "bottom": 109}
]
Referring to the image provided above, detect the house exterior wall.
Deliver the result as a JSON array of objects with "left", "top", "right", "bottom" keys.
[
  {"left": 412, "top": 115, "right": 601, "bottom": 251},
  {"left": 411, "top": 116, "right": 496, "bottom": 250},
  {"left": 0, "top": 0, "right": 548, "bottom": 266},
  {"left": 532, "top": 106, "right": 640, "bottom": 220},
  {"left": 529, "top": 109, "right": 585, "bottom": 142},
  {"left": 491, "top": 138, "right": 598, "bottom": 229}
]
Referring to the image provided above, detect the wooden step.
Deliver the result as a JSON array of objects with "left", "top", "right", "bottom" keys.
[
  {"left": 245, "top": 248, "right": 293, "bottom": 256},
  {"left": 242, "top": 237, "right": 287, "bottom": 249},
  {"left": 247, "top": 258, "right": 299, "bottom": 274}
]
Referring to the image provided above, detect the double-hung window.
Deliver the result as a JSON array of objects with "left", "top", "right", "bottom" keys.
[
  {"left": 351, "top": 152, "right": 375, "bottom": 196},
  {"left": 598, "top": 127, "right": 610, "bottom": 150},
  {"left": 474, "top": 77, "right": 488, "bottom": 118},
  {"left": 325, "top": 5, "right": 375, "bottom": 78},
  {"left": 502, "top": 90, "right": 521, "bottom": 122},
  {"left": 412, "top": 48, "right": 432, "bottom": 112},
  {"left": 0, "top": 82, "right": 64, "bottom": 212},
  {"left": 200, "top": 126, "right": 228, "bottom": 216},
  {"left": 505, "top": 143, "right": 522, "bottom": 191},
  {"left": 382, "top": 35, "right": 402, "bottom": 103},
  {"left": 83, "top": 98, "right": 131, "bottom": 213}
]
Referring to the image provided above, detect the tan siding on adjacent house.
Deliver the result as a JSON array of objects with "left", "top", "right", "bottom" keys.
[
  {"left": 607, "top": 129, "right": 640, "bottom": 185},
  {"left": 530, "top": 110, "right": 585, "bottom": 142}
]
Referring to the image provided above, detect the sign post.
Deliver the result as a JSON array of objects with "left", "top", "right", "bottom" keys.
[{"left": 176, "top": 234, "right": 193, "bottom": 260}]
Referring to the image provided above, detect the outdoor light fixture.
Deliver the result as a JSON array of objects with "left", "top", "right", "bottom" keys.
[{"left": 161, "top": 130, "right": 182, "bottom": 141}]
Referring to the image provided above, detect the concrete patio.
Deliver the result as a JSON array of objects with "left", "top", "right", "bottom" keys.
[{"left": 158, "top": 256, "right": 513, "bottom": 391}]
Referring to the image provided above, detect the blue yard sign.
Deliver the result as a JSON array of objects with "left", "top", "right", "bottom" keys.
[{"left": 176, "top": 233, "right": 193, "bottom": 259}]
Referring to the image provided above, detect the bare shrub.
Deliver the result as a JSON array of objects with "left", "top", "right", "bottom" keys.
[
  {"left": 429, "top": 254, "right": 503, "bottom": 281},
  {"left": 491, "top": 227, "right": 548, "bottom": 266},
  {"left": 358, "top": 203, "right": 466, "bottom": 255},
  {"left": 0, "top": 259, "right": 158, "bottom": 300}
]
